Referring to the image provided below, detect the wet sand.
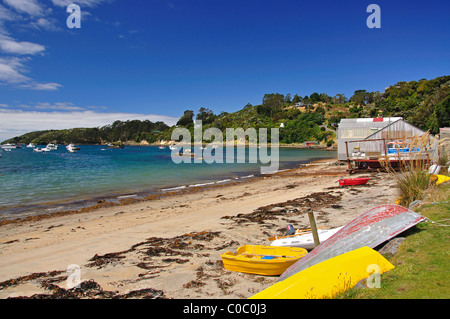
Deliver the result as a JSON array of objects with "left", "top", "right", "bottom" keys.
[{"left": 0, "top": 159, "right": 398, "bottom": 299}]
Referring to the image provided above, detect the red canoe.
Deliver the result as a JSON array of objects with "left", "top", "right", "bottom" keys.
[{"left": 338, "top": 177, "right": 369, "bottom": 186}]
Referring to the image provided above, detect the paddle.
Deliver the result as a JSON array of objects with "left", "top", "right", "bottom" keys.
[{"left": 241, "top": 253, "right": 296, "bottom": 258}]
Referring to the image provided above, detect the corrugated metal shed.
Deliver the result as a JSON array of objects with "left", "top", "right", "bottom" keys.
[
  {"left": 364, "top": 119, "right": 425, "bottom": 140},
  {"left": 337, "top": 117, "right": 427, "bottom": 160},
  {"left": 337, "top": 117, "right": 402, "bottom": 160},
  {"left": 439, "top": 127, "right": 450, "bottom": 159},
  {"left": 278, "top": 204, "right": 426, "bottom": 282}
]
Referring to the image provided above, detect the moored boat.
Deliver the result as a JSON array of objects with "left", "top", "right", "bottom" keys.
[
  {"left": 338, "top": 177, "right": 369, "bottom": 186},
  {"left": 221, "top": 245, "right": 308, "bottom": 276},
  {"left": 46, "top": 143, "right": 58, "bottom": 150},
  {"left": 66, "top": 144, "right": 80, "bottom": 152},
  {"left": 1, "top": 143, "right": 18, "bottom": 149},
  {"left": 33, "top": 147, "right": 47, "bottom": 152}
]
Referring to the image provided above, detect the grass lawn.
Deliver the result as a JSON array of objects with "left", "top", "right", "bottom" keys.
[{"left": 341, "top": 183, "right": 449, "bottom": 299}]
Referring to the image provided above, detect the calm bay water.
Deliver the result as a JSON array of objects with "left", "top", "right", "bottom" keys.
[{"left": 0, "top": 145, "right": 335, "bottom": 220}]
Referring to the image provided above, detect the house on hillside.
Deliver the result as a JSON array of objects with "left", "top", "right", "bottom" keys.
[{"left": 337, "top": 117, "right": 426, "bottom": 161}]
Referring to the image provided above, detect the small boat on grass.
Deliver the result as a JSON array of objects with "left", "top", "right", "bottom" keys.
[
  {"left": 270, "top": 226, "right": 344, "bottom": 250},
  {"left": 430, "top": 174, "right": 450, "bottom": 185},
  {"left": 221, "top": 245, "right": 308, "bottom": 276},
  {"left": 338, "top": 177, "right": 369, "bottom": 186},
  {"left": 250, "top": 246, "right": 394, "bottom": 299}
]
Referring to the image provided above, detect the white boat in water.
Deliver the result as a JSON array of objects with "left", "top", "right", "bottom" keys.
[
  {"left": 66, "top": 144, "right": 80, "bottom": 152},
  {"left": 270, "top": 226, "right": 344, "bottom": 250},
  {"left": 33, "top": 147, "right": 48, "bottom": 152},
  {"left": 46, "top": 143, "right": 58, "bottom": 150},
  {"left": 1, "top": 143, "right": 18, "bottom": 149},
  {"left": 169, "top": 145, "right": 177, "bottom": 150},
  {"left": 26, "top": 143, "right": 35, "bottom": 148}
]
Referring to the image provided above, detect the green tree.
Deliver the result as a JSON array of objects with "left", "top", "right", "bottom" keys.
[
  {"left": 196, "top": 107, "right": 216, "bottom": 124},
  {"left": 350, "top": 90, "right": 373, "bottom": 105},
  {"left": 258, "top": 93, "right": 285, "bottom": 117},
  {"left": 176, "top": 110, "right": 194, "bottom": 127},
  {"left": 310, "top": 92, "right": 321, "bottom": 103},
  {"left": 285, "top": 93, "right": 292, "bottom": 103},
  {"left": 292, "top": 94, "right": 302, "bottom": 103},
  {"left": 332, "top": 93, "right": 348, "bottom": 105},
  {"left": 435, "top": 96, "right": 450, "bottom": 129}
]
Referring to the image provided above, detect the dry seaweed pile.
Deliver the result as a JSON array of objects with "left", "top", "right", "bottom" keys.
[
  {"left": 221, "top": 191, "right": 343, "bottom": 227},
  {"left": 84, "top": 231, "right": 241, "bottom": 287},
  {"left": 0, "top": 270, "right": 165, "bottom": 299},
  {"left": 14, "top": 280, "right": 165, "bottom": 299},
  {"left": 85, "top": 231, "right": 230, "bottom": 271},
  {"left": 0, "top": 231, "right": 238, "bottom": 299},
  {"left": 0, "top": 270, "right": 65, "bottom": 291}
]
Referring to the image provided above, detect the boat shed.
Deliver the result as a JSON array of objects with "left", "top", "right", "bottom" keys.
[
  {"left": 439, "top": 127, "right": 450, "bottom": 160},
  {"left": 337, "top": 117, "right": 403, "bottom": 160}
]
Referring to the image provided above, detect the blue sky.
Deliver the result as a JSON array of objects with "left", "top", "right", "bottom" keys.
[{"left": 0, "top": 0, "right": 449, "bottom": 141}]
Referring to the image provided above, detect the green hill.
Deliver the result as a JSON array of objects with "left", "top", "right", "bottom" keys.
[
  {"left": 3, "top": 120, "right": 169, "bottom": 145},
  {"left": 3, "top": 75, "right": 449, "bottom": 146}
]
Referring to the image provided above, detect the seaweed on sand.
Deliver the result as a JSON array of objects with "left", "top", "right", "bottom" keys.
[
  {"left": 10, "top": 279, "right": 166, "bottom": 299},
  {"left": 221, "top": 191, "right": 343, "bottom": 225}
]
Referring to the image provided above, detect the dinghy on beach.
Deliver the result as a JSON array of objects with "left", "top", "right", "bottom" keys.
[
  {"left": 338, "top": 177, "right": 369, "bottom": 186},
  {"left": 221, "top": 245, "right": 307, "bottom": 276}
]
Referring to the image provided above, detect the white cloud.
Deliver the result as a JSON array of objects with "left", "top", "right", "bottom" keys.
[
  {"left": 0, "top": 34, "right": 45, "bottom": 55},
  {"left": 0, "top": 56, "right": 62, "bottom": 90},
  {"left": 30, "top": 17, "right": 61, "bottom": 31},
  {"left": 17, "top": 102, "right": 85, "bottom": 111},
  {"left": 0, "top": 0, "right": 115, "bottom": 92},
  {"left": 0, "top": 57, "right": 30, "bottom": 83},
  {"left": 51, "top": 0, "right": 112, "bottom": 8},
  {"left": 3, "top": 0, "right": 44, "bottom": 16},
  {"left": 0, "top": 109, "right": 179, "bottom": 142},
  {"left": 0, "top": 3, "right": 18, "bottom": 23},
  {"left": 19, "top": 82, "right": 63, "bottom": 91}
]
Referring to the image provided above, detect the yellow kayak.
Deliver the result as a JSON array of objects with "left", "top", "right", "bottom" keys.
[
  {"left": 250, "top": 246, "right": 394, "bottom": 299},
  {"left": 430, "top": 174, "right": 450, "bottom": 185},
  {"left": 221, "top": 245, "right": 308, "bottom": 276}
]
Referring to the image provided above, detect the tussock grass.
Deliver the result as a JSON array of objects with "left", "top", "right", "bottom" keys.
[
  {"left": 395, "top": 164, "right": 431, "bottom": 207},
  {"left": 379, "top": 132, "right": 440, "bottom": 207}
]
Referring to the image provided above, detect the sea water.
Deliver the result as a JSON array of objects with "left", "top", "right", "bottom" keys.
[{"left": 0, "top": 145, "right": 335, "bottom": 220}]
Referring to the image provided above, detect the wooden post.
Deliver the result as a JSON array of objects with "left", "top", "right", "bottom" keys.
[
  {"left": 307, "top": 210, "right": 320, "bottom": 248},
  {"left": 345, "top": 141, "right": 352, "bottom": 172}
]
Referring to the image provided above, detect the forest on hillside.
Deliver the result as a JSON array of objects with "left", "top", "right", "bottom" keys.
[{"left": 3, "top": 75, "right": 449, "bottom": 146}]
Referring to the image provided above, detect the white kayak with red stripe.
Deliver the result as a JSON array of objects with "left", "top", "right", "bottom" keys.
[{"left": 270, "top": 227, "right": 344, "bottom": 250}]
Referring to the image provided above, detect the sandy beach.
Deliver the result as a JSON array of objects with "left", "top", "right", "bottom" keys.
[{"left": 0, "top": 158, "right": 398, "bottom": 299}]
